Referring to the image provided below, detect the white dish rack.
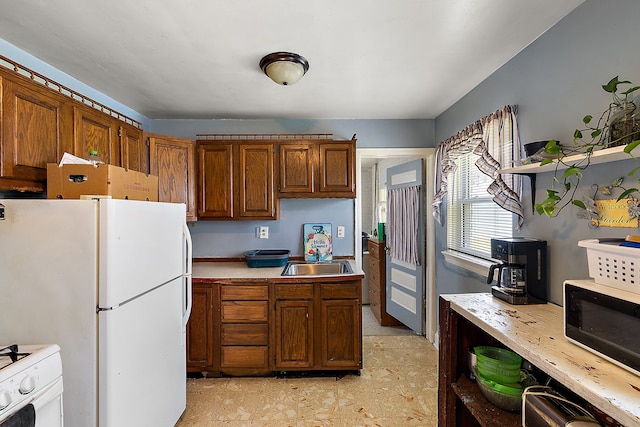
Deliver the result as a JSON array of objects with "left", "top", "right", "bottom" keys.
[{"left": 578, "top": 239, "right": 640, "bottom": 294}]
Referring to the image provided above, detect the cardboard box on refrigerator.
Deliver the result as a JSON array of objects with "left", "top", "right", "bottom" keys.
[{"left": 47, "top": 163, "right": 159, "bottom": 201}]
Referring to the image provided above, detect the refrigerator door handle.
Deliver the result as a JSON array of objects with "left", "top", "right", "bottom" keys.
[
  {"left": 182, "top": 221, "right": 193, "bottom": 329},
  {"left": 183, "top": 222, "right": 192, "bottom": 277},
  {"left": 182, "top": 274, "right": 192, "bottom": 330}
]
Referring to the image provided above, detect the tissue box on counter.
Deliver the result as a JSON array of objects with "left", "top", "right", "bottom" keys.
[{"left": 47, "top": 163, "right": 159, "bottom": 201}]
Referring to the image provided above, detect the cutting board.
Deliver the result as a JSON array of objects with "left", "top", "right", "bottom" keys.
[{"left": 303, "top": 223, "right": 333, "bottom": 262}]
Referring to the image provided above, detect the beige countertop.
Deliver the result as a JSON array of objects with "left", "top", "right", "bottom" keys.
[
  {"left": 441, "top": 291, "right": 640, "bottom": 427},
  {"left": 192, "top": 259, "right": 365, "bottom": 283}
]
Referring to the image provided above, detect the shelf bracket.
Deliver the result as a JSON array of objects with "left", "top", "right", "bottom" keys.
[{"left": 521, "top": 173, "right": 536, "bottom": 213}]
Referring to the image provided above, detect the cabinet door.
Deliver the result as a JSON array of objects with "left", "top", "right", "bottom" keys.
[
  {"left": 198, "top": 143, "right": 233, "bottom": 219},
  {"left": 120, "top": 125, "right": 146, "bottom": 173},
  {"left": 148, "top": 134, "right": 197, "bottom": 221},
  {"left": 319, "top": 299, "right": 361, "bottom": 368},
  {"left": 186, "top": 284, "right": 216, "bottom": 372},
  {"left": 274, "top": 300, "right": 314, "bottom": 369},
  {"left": 74, "top": 106, "right": 120, "bottom": 165},
  {"left": 278, "top": 142, "right": 315, "bottom": 195},
  {"left": 1, "top": 77, "right": 73, "bottom": 188},
  {"left": 318, "top": 142, "right": 355, "bottom": 197},
  {"left": 237, "top": 143, "right": 277, "bottom": 219}
]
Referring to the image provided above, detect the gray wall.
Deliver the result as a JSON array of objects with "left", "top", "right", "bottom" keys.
[
  {"left": 434, "top": 0, "right": 640, "bottom": 305},
  {"left": 190, "top": 199, "right": 354, "bottom": 258}
]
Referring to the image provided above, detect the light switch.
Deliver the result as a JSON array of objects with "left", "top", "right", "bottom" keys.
[{"left": 337, "top": 226, "right": 345, "bottom": 238}]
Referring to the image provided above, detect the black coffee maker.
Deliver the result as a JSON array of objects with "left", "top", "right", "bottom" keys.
[{"left": 487, "top": 237, "right": 547, "bottom": 305}]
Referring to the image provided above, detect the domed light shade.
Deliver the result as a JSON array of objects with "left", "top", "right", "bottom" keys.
[{"left": 259, "top": 52, "right": 309, "bottom": 86}]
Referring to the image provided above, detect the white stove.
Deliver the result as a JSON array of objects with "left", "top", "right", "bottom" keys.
[{"left": 0, "top": 344, "right": 63, "bottom": 426}]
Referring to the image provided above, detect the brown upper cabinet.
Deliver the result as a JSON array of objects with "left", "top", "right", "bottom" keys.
[
  {"left": 74, "top": 107, "right": 148, "bottom": 173},
  {"left": 237, "top": 142, "right": 277, "bottom": 219},
  {"left": 1, "top": 74, "right": 74, "bottom": 191},
  {"left": 73, "top": 106, "right": 121, "bottom": 166},
  {"left": 278, "top": 138, "right": 356, "bottom": 198},
  {"left": 148, "top": 133, "right": 197, "bottom": 221},
  {"left": 121, "top": 124, "right": 147, "bottom": 174},
  {"left": 198, "top": 142, "right": 233, "bottom": 219},
  {"left": 278, "top": 141, "right": 315, "bottom": 195},
  {"left": 198, "top": 140, "right": 278, "bottom": 220},
  {"left": 0, "top": 64, "right": 146, "bottom": 193}
]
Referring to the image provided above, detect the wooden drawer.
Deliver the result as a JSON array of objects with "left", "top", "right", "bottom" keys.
[
  {"left": 369, "top": 280, "right": 380, "bottom": 298},
  {"left": 368, "top": 240, "right": 383, "bottom": 259},
  {"left": 275, "top": 284, "right": 314, "bottom": 299},
  {"left": 369, "top": 260, "right": 380, "bottom": 285},
  {"left": 221, "top": 301, "right": 269, "bottom": 322},
  {"left": 221, "top": 323, "right": 268, "bottom": 345},
  {"left": 370, "top": 297, "right": 382, "bottom": 322},
  {"left": 369, "top": 257, "right": 380, "bottom": 272},
  {"left": 221, "top": 346, "right": 269, "bottom": 368},
  {"left": 320, "top": 282, "right": 360, "bottom": 299},
  {"left": 220, "top": 285, "right": 269, "bottom": 300}
]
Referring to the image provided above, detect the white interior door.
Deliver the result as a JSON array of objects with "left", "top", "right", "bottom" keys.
[{"left": 385, "top": 159, "right": 425, "bottom": 334}]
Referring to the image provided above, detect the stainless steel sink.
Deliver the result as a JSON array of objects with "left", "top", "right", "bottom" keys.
[{"left": 281, "top": 260, "right": 353, "bottom": 276}]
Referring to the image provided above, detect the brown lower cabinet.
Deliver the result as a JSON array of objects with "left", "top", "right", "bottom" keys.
[
  {"left": 274, "top": 284, "right": 314, "bottom": 369},
  {"left": 317, "top": 283, "right": 362, "bottom": 369},
  {"left": 186, "top": 284, "right": 218, "bottom": 373},
  {"left": 219, "top": 284, "right": 270, "bottom": 375},
  {"left": 187, "top": 278, "right": 362, "bottom": 376},
  {"left": 367, "top": 238, "right": 403, "bottom": 326}
]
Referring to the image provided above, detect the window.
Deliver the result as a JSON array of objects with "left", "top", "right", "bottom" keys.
[{"left": 446, "top": 150, "right": 513, "bottom": 260}]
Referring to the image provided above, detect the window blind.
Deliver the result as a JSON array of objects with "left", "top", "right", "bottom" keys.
[{"left": 447, "top": 150, "right": 513, "bottom": 259}]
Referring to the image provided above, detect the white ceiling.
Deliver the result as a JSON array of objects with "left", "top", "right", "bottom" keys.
[{"left": 0, "top": 0, "right": 583, "bottom": 120}]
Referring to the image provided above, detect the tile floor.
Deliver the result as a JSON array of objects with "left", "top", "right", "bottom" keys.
[{"left": 176, "top": 306, "right": 439, "bottom": 426}]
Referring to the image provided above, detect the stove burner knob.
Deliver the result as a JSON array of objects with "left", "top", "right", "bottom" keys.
[
  {"left": 0, "top": 390, "right": 11, "bottom": 410},
  {"left": 19, "top": 376, "right": 36, "bottom": 395}
]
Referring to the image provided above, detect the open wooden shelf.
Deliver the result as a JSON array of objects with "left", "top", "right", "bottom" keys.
[
  {"left": 451, "top": 376, "right": 521, "bottom": 427},
  {"left": 500, "top": 145, "right": 637, "bottom": 174},
  {"left": 439, "top": 293, "right": 638, "bottom": 427}
]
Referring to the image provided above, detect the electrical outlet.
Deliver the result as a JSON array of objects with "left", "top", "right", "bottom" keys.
[
  {"left": 337, "top": 226, "right": 345, "bottom": 238},
  {"left": 259, "top": 226, "right": 269, "bottom": 239}
]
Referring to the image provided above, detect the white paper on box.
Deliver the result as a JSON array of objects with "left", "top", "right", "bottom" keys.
[{"left": 59, "top": 152, "right": 93, "bottom": 166}]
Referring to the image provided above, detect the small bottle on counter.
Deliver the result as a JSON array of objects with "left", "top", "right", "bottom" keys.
[{"left": 87, "top": 150, "right": 105, "bottom": 166}]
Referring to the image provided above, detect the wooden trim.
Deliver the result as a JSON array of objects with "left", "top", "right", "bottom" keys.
[
  {"left": 196, "top": 133, "right": 333, "bottom": 141},
  {"left": 0, "top": 55, "right": 141, "bottom": 128}
]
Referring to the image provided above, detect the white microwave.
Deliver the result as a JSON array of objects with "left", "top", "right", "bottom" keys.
[{"left": 564, "top": 279, "right": 640, "bottom": 377}]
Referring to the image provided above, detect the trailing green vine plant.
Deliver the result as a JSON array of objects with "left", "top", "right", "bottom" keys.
[{"left": 534, "top": 76, "right": 640, "bottom": 217}]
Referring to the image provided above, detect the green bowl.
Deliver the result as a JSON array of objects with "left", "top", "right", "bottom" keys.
[
  {"left": 474, "top": 367, "right": 523, "bottom": 412},
  {"left": 475, "top": 346, "right": 522, "bottom": 384}
]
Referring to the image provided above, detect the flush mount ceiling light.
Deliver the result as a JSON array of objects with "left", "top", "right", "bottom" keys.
[{"left": 259, "top": 52, "right": 309, "bottom": 86}]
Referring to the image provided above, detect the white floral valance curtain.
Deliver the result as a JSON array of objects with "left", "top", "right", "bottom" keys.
[
  {"left": 432, "top": 105, "right": 524, "bottom": 229},
  {"left": 387, "top": 185, "right": 421, "bottom": 265}
]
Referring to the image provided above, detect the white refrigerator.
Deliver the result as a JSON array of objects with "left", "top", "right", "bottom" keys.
[{"left": 0, "top": 199, "right": 192, "bottom": 427}]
